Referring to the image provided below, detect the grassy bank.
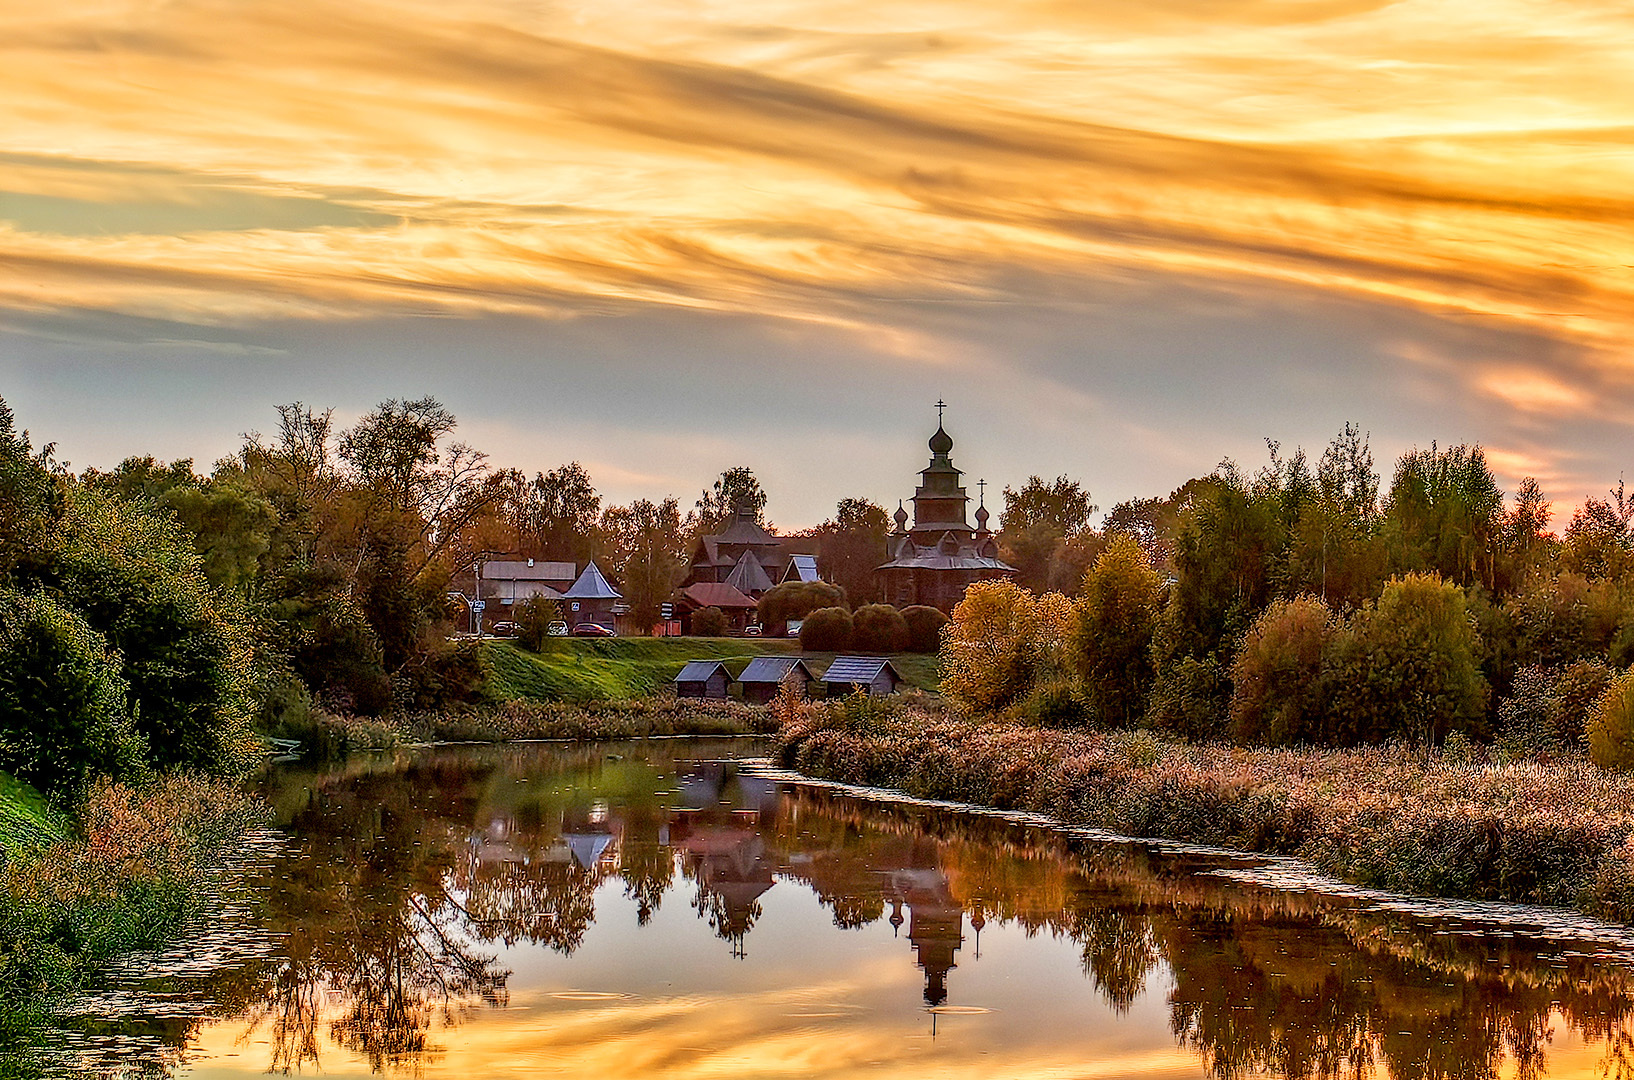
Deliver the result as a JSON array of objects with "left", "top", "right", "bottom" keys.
[
  {"left": 0, "top": 775, "right": 267, "bottom": 1055},
  {"left": 0, "top": 774, "right": 65, "bottom": 856},
  {"left": 777, "top": 700, "right": 1634, "bottom": 921},
  {"left": 483, "top": 637, "right": 941, "bottom": 703}
]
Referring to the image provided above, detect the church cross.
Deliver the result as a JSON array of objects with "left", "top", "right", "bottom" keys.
[
  {"left": 977, "top": 478, "right": 987, "bottom": 504},
  {"left": 935, "top": 398, "right": 946, "bottom": 424}
]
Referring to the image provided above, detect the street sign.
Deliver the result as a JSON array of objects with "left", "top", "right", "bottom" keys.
[
  {"left": 660, "top": 602, "right": 673, "bottom": 619},
  {"left": 472, "top": 600, "right": 486, "bottom": 611}
]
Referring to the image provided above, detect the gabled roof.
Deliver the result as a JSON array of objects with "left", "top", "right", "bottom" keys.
[
  {"left": 674, "top": 660, "right": 731, "bottom": 683},
  {"left": 712, "top": 514, "right": 781, "bottom": 547},
  {"left": 739, "top": 655, "right": 818, "bottom": 684},
  {"left": 678, "top": 582, "right": 758, "bottom": 610},
  {"left": 821, "top": 656, "right": 903, "bottom": 685},
  {"left": 482, "top": 559, "right": 576, "bottom": 582},
  {"left": 724, "top": 551, "right": 774, "bottom": 595},
  {"left": 562, "top": 560, "right": 622, "bottom": 599},
  {"left": 783, "top": 554, "right": 820, "bottom": 583}
]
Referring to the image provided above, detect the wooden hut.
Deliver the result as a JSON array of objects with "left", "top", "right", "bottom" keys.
[
  {"left": 738, "top": 655, "right": 818, "bottom": 704},
  {"left": 674, "top": 660, "right": 732, "bottom": 699},
  {"left": 820, "top": 656, "right": 904, "bottom": 698}
]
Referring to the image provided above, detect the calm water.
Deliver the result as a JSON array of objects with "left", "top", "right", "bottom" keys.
[{"left": 31, "top": 738, "right": 1634, "bottom": 1079}]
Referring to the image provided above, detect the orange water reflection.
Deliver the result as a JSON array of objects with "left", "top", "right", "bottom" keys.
[{"left": 54, "top": 741, "right": 1634, "bottom": 1079}]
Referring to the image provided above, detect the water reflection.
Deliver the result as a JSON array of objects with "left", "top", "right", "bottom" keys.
[{"left": 32, "top": 740, "right": 1634, "bottom": 1078}]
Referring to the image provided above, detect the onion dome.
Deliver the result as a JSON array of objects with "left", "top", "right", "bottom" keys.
[
  {"left": 929, "top": 424, "right": 953, "bottom": 456},
  {"left": 893, "top": 500, "right": 910, "bottom": 531},
  {"left": 974, "top": 502, "right": 990, "bottom": 531}
]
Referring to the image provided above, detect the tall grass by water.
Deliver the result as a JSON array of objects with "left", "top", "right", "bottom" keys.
[{"left": 777, "top": 697, "right": 1634, "bottom": 920}]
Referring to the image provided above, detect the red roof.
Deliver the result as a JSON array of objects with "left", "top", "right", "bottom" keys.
[{"left": 678, "top": 582, "right": 758, "bottom": 610}]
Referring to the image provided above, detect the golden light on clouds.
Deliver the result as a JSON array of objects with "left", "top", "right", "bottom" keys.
[{"left": 3, "top": 0, "right": 1633, "bottom": 514}]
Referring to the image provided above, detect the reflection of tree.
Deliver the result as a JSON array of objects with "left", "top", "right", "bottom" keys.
[
  {"left": 1069, "top": 906, "right": 1159, "bottom": 1013},
  {"left": 459, "top": 855, "right": 600, "bottom": 953},
  {"left": 618, "top": 807, "right": 676, "bottom": 926}
]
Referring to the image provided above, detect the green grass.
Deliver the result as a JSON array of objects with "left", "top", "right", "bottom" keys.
[
  {"left": 483, "top": 637, "right": 941, "bottom": 703},
  {"left": 0, "top": 772, "right": 65, "bottom": 855}
]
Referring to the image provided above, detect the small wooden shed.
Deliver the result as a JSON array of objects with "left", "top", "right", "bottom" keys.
[
  {"left": 820, "top": 656, "right": 904, "bottom": 698},
  {"left": 738, "top": 655, "right": 818, "bottom": 704},
  {"left": 674, "top": 660, "right": 732, "bottom": 699}
]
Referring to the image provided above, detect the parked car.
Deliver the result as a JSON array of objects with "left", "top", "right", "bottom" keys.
[
  {"left": 572, "top": 622, "right": 615, "bottom": 637},
  {"left": 547, "top": 620, "right": 569, "bottom": 637},
  {"left": 744, "top": 624, "right": 762, "bottom": 636},
  {"left": 786, "top": 619, "right": 803, "bottom": 638},
  {"left": 490, "top": 621, "right": 518, "bottom": 637}
]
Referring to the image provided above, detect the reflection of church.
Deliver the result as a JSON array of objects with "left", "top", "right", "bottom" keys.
[
  {"left": 878, "top": 407, "right": 1016, "bottom": 612},
  {"left": 885, "top": 861, "right": 967, "bottom": 1006}
]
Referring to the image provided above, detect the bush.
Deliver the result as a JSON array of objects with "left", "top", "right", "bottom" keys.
[
  {"left": 852, "top": 604, "right": 909, "bottom": 653},
  {"left": 1069, "top": 535, "right": 1162, "bottom": 727},
  {"left": 901, "top": 605, "right": 948, "bottom": 653},
  {"left": 1146, "top": 654, "right": 1230, "bottom": 740},
  {"left": 1229, "top": 596, "right": 1337, "bottom": 745},
  {"left": 757, "top": 581, "right": 847, "bottom": 634},
  {"left": 692, "top": 606, "right": 729, "bottom": 637},
  {"left": 1499, "top": 660, "right": 1614, "bottom": 758},
  {"left": 1588, "top": 671, "right": 1634, "bottom": 771},
  {"left": 516, "top": 595, "right": 564, "bottom": 652},
  {"left": 799, "top": 606, "right": 853, "bottom": 652},
  {"left": 0, "top": 591, "right": 145, "bottom": 795},
  {"left": 1325, "top": 572, "right": 1487, "bottom": 746},
  {"left": 41, "top": 490, "right": 255, "bottom": 772}
]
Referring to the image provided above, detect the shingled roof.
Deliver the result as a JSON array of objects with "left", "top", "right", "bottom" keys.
[
  {"left": 724, "top": 551, "right": 774, "bottom": 595},
  {"left": 821, "top": 657, "right": 903, "bottom": 685},
  {"left": 562, "top": 560, "right": 621, "bottom": 599},
  {"left": 678, "top": 582, "right": 757, "bottom": 610},
  {"left": 674, "top": 660, "right": 731, "bottom": 684},
  {"left": 739, "top": 655, "right": 817, "bottom": 684}
]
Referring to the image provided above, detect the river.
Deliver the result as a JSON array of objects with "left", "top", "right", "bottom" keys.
[{"left": 29, "top": 738, "right": 1634, "bottom": 1078}]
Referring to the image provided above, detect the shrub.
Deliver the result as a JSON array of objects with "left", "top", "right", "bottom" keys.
[
  {"left": 799, "top": 606, "right": 854, "bottom": 652},
  {"left": 692, "top": 606, "right": 729, "bottom": 637},
  {"left": 1499, "top": 660, "right": 1615, "bottom": 758},
  {"left": 0, "top": 591, "right": 145, "bottom": 795},
  {"left": 1229, "top": 596, "right": 1337, "bottom": 745},
  {"left": 1325, "top": 572, "right": 1487, "bottom": 746},
  {"left": 852, "top": 604, "right": 909, "bottom": 653},
  {"left": 757, "top": 581, "right": 847, "bottom": 634},
  {"left": 1146, "top": 654, "right": 1230, "bottom": 740},
  {"left": 516, "top": 595, "right": 564, "bottom": 652},
  {"left": 41, "top": 490, "right": 255, "bottom": 772},
  {"left": 1069, "top": 535, "right": 1162, "bottom": 728},
  {"left": 1588, "top": 671, "right": 1634, "bottom": 771},
  {"left": 941, "top": 581, "right": 1040, "bottom": 713},
  {"left": 901, "top": 605, "right": 948, "bottom": 653}
]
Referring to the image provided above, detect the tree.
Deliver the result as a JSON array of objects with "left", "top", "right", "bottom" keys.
[
  {"left": 43, "top": 489, "right": 255, "bottom": 771},
  {"left": 603, "top": 497, "right": 688, "bottom": 633},
  {"left": 0, "top": 589, "right": 144, "bottom": 794},
  {"left": 1382, "top": 443, "right": 1504, "bottom": 590},
  {"left": 1069, "top": 535, "right": 1162, "bottom": 728},
  {"left": 0, "top": 397, "right": 62, "bottom": 580},
  {"left": 1589, "top": 671, "right": 1634, "bottom": 772},
  {"left": 1326, "top": 572, "right": 1487, "bottom": 747},
  {"left": 852, "top": 604, "right": 909, "bottom": 653},
  {"left": 815, "top": 498, "right": 888, "bottom": 606},
  {"left": 1564, "top": 478, "right": 1633, "bottom": 579},
  {"left": 1282, "top": 423, "right": 1386, "bottom": 609},
  {"left": 941, "top": 580, "right": 1042, "bottom": 713},
  {"left": 515, "top": 595, "right": 564, "bottom": 652},
  {"left": 999, "top": 475, "right": 1097, "bottom": 592},
  {"left": 1229, "top": 596, "right": 1337, "bottom": 745},
  {"left": 694, "top": 467, "right": 767, "bottom": 534},
  {"left": 511, "top": 462, "right": 602, "bottom": 564}
]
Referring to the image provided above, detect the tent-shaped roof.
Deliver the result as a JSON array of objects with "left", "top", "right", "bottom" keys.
[
  {"left": 562, "top": 559, "right": 622, "bottom": 599},
  {"left": 678, "top": 582, "right": 757, "bottom": 610},
  {"left": 782, "top": 554, "right": 820, "bottom": 583},
  {"left": 566, "top": 833, "right": 613, "bottom": 868},
  {"left": 674, "top": 660, "right": 731, "bottom": 684},
  {"left": 822, "top": 656, "right": 903, "bottom": 685},
  {"left": 712, "top": 508, "right": 781, "bottom": 547},
  {"left": 739, "top": 655, "right": 818, "bottom": 684},
  {"left": 724, "top": 551, "right": 774, "bottom": 595}
]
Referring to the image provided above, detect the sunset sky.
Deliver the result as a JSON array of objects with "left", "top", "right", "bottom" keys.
[{"left": 3, "top": 0, "right": 1632, "bottom": 526}]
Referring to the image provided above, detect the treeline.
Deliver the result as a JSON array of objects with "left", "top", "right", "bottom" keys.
[{"left": 945, "top": 423, "right": 1634, "bottom": 764}]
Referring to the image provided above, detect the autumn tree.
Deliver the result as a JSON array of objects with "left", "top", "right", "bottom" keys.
[
  {"left": 999, "top": 475, "right": 1096, "bottom": 593},
  {"left": 1069, "top": 535, "right": 1162, "bottom": 727},
  {"left": 510, "top": 462, "right": 602, "bottom": 564},
  {"left": 942, "top": 580, "right": 1043, "bottom": 713},
  {"left": 1382, "top": 443, "right": 1504, "bottom": 590},
  {"left": 694, "top": 467, "right": 767, "bottom": 533},
  {"left": 603, "top": 497, "right": 688, "bottom": 632},
  {"left": 814, "top": 497, "right": 889, "bottom": 605},
  {"left": 1229, "top": 596, "right": 1338, "bottom": 745}
]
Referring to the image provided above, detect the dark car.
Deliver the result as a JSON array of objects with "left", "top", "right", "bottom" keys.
[{"left": 571, "top": 621, "right": 615, "bottom": 637}]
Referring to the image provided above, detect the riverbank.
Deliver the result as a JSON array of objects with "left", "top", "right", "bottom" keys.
[
  {"left": 776, "top": 699, "right": 1634, "bottom": 921},
  {"left": 0, "top": 774, "right": 266, "bottom": 1057}
]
